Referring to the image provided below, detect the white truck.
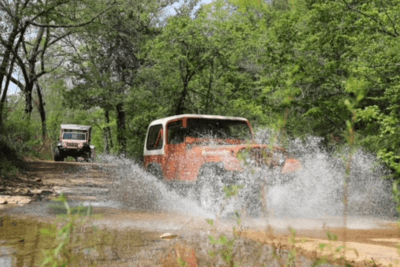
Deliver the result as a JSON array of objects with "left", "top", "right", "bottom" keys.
[{"left": 54, "top": 124, "right": 95, "bottom": 162}]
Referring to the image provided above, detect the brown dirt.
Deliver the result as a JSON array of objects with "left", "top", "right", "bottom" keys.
[
  {"left": 1, "top": 160, "right": 400, "bottom": 266},
  {"left": 0, "top": 160, "right": 114, "bottom": 198},
  {"left": 240, "top": 226, "right": 400, "bottom": 266}
]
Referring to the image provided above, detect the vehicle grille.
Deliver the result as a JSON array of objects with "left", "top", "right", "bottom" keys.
[
  {"left": 249, "top": 148, "right": 272, "bottom": 167},
  {"left": 67, "top": 142, "right": 79, "bottom": 148},
  {"left": 238, "top": 148, "right": 284, "bottom": 168}
]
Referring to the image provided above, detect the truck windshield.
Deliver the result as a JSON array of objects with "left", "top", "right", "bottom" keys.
[
  {"left": 63, "top": 132, "right": 86, "bottom": 140},
  {"left": 187, "top": 119, "right": 252, "bottom": 140}
]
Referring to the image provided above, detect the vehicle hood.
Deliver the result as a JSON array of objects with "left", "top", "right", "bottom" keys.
[{"left": 189, "top": 143, "right": 300, "bottom": 173}]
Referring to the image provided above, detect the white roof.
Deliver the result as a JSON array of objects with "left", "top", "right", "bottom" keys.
[
  {"left": 149, "top": 114, "right": 249, "bottom": 127},
  {"left": 61, "top": 124, "right": 91, "bottom": 131}
]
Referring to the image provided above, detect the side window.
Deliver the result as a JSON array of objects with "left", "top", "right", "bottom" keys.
[
  {"left": 168, "top": 121, "right": 184, "bottom": 144},
  {"left": 146, "top": 124, "right": 163, "bottom": 150}
]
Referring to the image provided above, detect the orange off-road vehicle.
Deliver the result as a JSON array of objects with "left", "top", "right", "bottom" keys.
[{"left": 144, "top": 114, "right": 300, "bottom": 214}]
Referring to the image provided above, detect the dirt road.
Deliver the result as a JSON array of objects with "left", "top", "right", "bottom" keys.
[{"left": 1, "top": 160, "right": 399, "bottom": 266}]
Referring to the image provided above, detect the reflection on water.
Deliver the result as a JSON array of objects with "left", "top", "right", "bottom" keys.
[
  {"left": 0, "top": 216, "right": 53, "bottom": 267},
  {"left": 0, "top": 247, "right": 13, "bottom": 267},
  {"left": 0, "top": 215, "right": 164, "bottom": 266}
]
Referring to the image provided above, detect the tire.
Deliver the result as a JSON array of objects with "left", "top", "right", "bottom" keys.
[
  {"left": 54, "top": 147, "right": 63, "bottom": 162},
  {"left": 147, "top": 164, "right": 164, "bottom": 181},
  {"left": 84, "top": 151, "right": 92, "bottom": 162},
  {"left": 196, "top": 165, "right": 224, "bottom": 214}
]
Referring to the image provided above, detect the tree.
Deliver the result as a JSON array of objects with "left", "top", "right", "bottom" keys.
[
  {"left": 0, "top": 0, "right": 113, "bottom": 137},
  {"left": 62, "top": 0, "right": 177, "bottom": 154}
]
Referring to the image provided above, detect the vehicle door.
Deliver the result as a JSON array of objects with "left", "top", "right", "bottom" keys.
[
  {"left": 144, "top": 124, "right": 165, "bottom": 173},
  {"left": 165, "top": 120, "right": 186, "bottom": 181}
]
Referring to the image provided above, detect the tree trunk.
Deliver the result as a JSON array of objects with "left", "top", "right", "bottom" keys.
[
  {"left": 0, "top": 27, "right": 19, "bottom": 135},
  {"left": 24, "top": 82, "right": 34, "bottom": 115},
  {"left": 0, "top": 55, "right": 17, "bottom": 135},
  {"left": 176, "top": 81, "right": 189, "bottom": 115},
  {"left": 24, "top": 26, "right": 45, "bottom": 117},
  {"left": 103, "top": 109, "right": 113, "bottom": 154},
  {"left": 35, "top": 83, "right": 47, "bottom": 139},
  {"left": 103, "top": 131, "right": 110, "bottom": 154},
  {"left": 116, "top": 103, "right": 126, "bottom": 154},
  {"left": 0, "top": 27, "right": 19, "bottom": 96},
  {"left": 205, "top": 60, "right": 214, "bottom": 114}
]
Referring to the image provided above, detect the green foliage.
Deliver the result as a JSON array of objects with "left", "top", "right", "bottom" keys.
[
  {"left": 2, "top": 0, "right": 400, "bottom": 177},
  {"left": 312, "top": 230, "right": 359, "bottom": 266},
  {"left": 223, "top": 185, "right": 244, "bottom": 199},
  {"left": 40, "top": 193, "right": 95, "bottom": 267},
  {"left": 326, "top": 231, "right": 338, "bottom": 242},
  {"left": 208, "top": 234, "right": 237, "bottom": 265},
  {"left": 206, "top": 183, "right": 245, "bottom": 266}
]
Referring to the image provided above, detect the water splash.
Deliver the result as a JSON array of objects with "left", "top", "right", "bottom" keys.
[
  {"left": 262, "top": 136, "right": 396, "bottom": 219},
  {"left": 100, "top": 155, "right": 212, "bottom": 217},
  {"left": 101, "top": 134, "right": 397, "bottom": 220}
]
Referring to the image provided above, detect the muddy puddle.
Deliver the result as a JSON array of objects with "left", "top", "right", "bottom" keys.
[
  {"left": 0, "top": 214, "right": 181, "bottom": 267},
  {"left": 2, "top": 200, "right": 399, "bottom": 266},
  {"left": 0, "top": 210, "right": 307, "bottom": 267},
  {"left": 0, "top": 198, "right": 203, "bottom": 266}
]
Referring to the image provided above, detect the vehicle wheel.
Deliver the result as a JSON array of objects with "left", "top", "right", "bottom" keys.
[
  {"left": 54, "top": 147, "right": 63, "bottom": 161},
  {"left": 197, "top": 180, "right": 222, "bottom": 214},
  {"left": 147, "top": 164, "right": 164, "bottom": 181},
  {"left": 84, "top": 151, "right": 92, "bottom": 162},
  {"left": 196, "top": 165, "right": 224, "bottom": 214}
]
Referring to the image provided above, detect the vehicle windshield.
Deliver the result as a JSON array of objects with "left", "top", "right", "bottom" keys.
[
  {"left": 186, "top": 119, "right": 252, "bottom": 141},
  {"left": 63, "top": 132, "right": 86, "bottom": 141}
]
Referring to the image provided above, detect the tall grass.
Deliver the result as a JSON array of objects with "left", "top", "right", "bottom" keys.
[{"left": 40, "top": 193, "right": 95, "bottom": 266}]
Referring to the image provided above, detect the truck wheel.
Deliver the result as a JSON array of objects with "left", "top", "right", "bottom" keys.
[
  {"left": 196, "top": 165, "right": 224, "bottom": 214},
  {"left": 54, "top": 147, "right": 63, "bottom": 161},
  {"left": 84, "top": 151, "right": 92, "bottom": 162},
  {"left": 147, "top": 164, "right": 164, "bottom": 181}
]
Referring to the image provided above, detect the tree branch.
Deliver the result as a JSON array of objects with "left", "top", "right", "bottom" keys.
[
  {"left": 379, "top": 0, "right": 399, "bottom": 37},
  {"left": 34, "top": 58, "right": 65, "bottom": 82},
  {"left": 341, "top": 0, "right": 399, "bottom": 37},
  {"left": 7, "top": 75, "right": 25, "bottom": 91},
  {"left": 27, "top": 4, "right": 116, "bottom": 29}
]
